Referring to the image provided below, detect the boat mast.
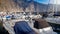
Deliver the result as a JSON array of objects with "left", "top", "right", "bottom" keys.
[
  {"left": 56, "top": 0, "right": 57, "bottom": 13},
  {"left": 47, "top": 0, "right": 50, "bottom": 14},
  {"left": 53, "top": 0, "right": 54, "bottom": 14},
  {"left": 53, "top": 0, "right": 57, "bottom": 14},
  {"left": 51, "top": 0, "right": 55, "bottom": 15},
  {"left": 45, "top": 0, "right": 50, "bottom": 15}
]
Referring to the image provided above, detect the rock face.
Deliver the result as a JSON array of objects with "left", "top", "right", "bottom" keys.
[
  {"left": 0, "top": 0, "right": 60, "bottom": 13},
  {"left": 0, "top": 0, "right": 48, "bottom": 12},
  {"left": 0, "top": 0, "right": 35, "bottom": 12},
  {"left": 0, "top": 0, "right": 23, "bottom": 12}
]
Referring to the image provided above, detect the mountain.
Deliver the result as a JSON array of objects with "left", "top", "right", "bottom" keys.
[
  {"left": 0, "top": 0, "right": 60, "bottom": 13},
  {"left": 33, "top": 1, "right": 48, "bottom": 12}
]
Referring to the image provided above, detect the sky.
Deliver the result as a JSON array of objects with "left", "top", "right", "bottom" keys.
[
  {"left": 34, "top": 0, "right": 49, "bottom": 4},
  {"left": 34, "top": 0, "right": 60, "bottom": 4}
]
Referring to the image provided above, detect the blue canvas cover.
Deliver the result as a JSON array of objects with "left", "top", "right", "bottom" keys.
[{"left": 14, "top": 21, "right": 36, "bottom": 34}]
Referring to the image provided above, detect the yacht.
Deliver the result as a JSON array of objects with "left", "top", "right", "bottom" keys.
[{"left": 44, "top": 13, "right": 60, "bottom": 31}]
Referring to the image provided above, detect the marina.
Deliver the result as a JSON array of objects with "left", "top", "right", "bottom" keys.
[{"left": 0, "top": 0, "right": 60, "bottom": 34}]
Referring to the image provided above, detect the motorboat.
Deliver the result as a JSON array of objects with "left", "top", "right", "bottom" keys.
[
  {"left": 44, "top": 13, "right": 60, "bottom": 31},
  {"left": 45, "top": 13, "right": 60, "bottom": 24}
]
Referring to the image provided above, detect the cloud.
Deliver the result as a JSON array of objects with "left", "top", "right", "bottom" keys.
[{"left": 50, "top": 0, "right": 60, "bottom": 4}]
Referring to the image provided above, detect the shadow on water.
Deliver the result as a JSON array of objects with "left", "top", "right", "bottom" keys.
[
  {"left": 48, "top": 22, "right": 60, "bottom": 34},
  {"left": 0, "top": 20, "right": 9, "bottom": 34}
]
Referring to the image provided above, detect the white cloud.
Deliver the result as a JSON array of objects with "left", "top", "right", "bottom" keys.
[{"left": 49, "top": 0, "right": 60, "bottom": 4}]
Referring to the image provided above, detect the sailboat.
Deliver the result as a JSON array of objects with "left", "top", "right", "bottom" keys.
[{"left": 44, "top": 0, "right": 60, "bottom": 31}]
